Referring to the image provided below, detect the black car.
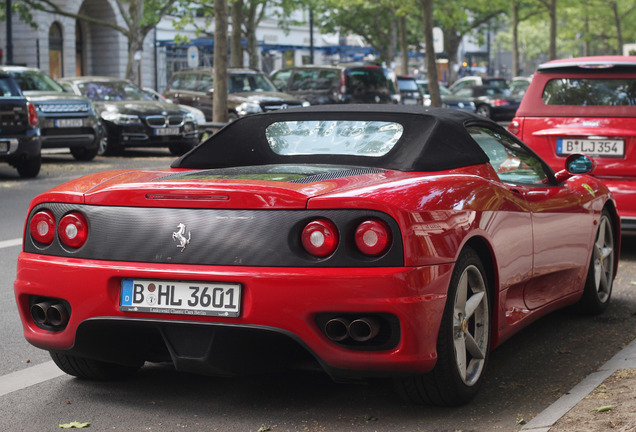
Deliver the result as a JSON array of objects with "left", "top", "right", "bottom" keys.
[
  {"left": 397, "top": 75, "right": 424, "bottom": 105},
  {"left": 451, "top": 85, "right": 521, "bottom": 120},
  {"left": 270, "top": 65, "right": 400, "bottom": 105},
  {"left": 0, "top": 73, "right": 41, "bottom": 177},
  {"left": 60, "top": 77, "right": 199, "bottom": 156},
  {"left": 164, "top": 68, "right": 308, "bottom": 121},
  {"left": 0, "top": 66, "right": 102, "bottom": 161},
  {"left": 416, "top": 80, "right": 476, "bottom": 112}
]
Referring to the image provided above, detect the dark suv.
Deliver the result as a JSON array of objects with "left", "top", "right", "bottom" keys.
[
  {"left": 0, "top": 73, "right": 41, "bottom": 177},
  {"left": 270, "top": 65, "right": 400, "bottom": 105},
  {"left": 0, "top": 66, "right": 102, "bottom": 161},
  {"left": 164, "top": 68, "right": 307, "bottom": 121}
]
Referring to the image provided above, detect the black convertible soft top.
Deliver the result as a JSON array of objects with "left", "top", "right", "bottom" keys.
[{"left": 173, "top": 105, "right": 493, "bottom": 172}]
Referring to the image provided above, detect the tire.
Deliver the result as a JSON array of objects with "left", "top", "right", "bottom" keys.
[
  {"left": 395, "top": 247, "right": 491, "bottom": 406},
  {"left": 16, "top": 155, "right": 41, "bottom": 178},
  {"left": 102, "top": 130, "right": 124, "bottom": 156},
  {"left": 169, "top": 142, "right": 194, "bottom": 156},
  {"left": 475, "top": 105, "right": 492, "bottom": 118},
  {"left": 577, "top": 210, "right": 615, "bottom": 315},
  {"left": 70, "top": 145, "right": 99, "bottom": 161},
  {"left": 50, "top": 351, "right": 140, "bottom": 381}
]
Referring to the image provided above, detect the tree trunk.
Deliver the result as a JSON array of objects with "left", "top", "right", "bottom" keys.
[
  {"left": 399, "top": 15, "right": 408, "bottom": 75},
  {"left": 548, "top": 0, "right": 557, "bottom": 60},
  {"left": 214, "top": 0, "right": 229, "bottom": 123},
  {"left": 230, "top": 0, "right": 244, "bottom": 67},
  {"left": 611, "top": 2, "right": 622, "bottom": 54},
  {"left": 421, "top": 0, "right": 441, "bottom": 106},
  {"left": 388, "top": 18, "right": 398, "bottom": 65},
  {"left": 511, "top": 0, "right": 519, "bottom": 76}
]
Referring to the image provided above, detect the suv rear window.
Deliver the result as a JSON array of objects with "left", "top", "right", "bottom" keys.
[
  {"left": 345, "top": 68, "right": 392, "bottom": 91},
  {"left": 543, "top": 78, "right": 636, "bottom": 106}
]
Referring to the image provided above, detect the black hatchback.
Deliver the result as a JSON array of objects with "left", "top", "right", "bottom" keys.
[{"left": 270, "top": 65, "right": 400, "bottom": 105}]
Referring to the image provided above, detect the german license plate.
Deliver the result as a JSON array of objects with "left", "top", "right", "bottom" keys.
[
  {"left": 155, "top": 127, "right": 180, "bottom": 136},
  {"left": 54, "top": 118, "right": 83, "bottom": 128},
  {"left": 556, "top": 138, "right": 624, "bottom": 157},
  {"left": 120, "top": 279, "right": 241, "bottom": 317}
]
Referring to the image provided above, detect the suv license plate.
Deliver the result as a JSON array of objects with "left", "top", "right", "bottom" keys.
[
  {"left": 55, "top": 119, "right": 83, "bottom": 128},
  {"left": 155, "top": 128, "right": 180, "bottom": 136},
  {"left": 556, "top": 138, "right": 624, "bottom": 157},
  {"left": 120, "top": 279, "right": 241, "bottom": 317}
]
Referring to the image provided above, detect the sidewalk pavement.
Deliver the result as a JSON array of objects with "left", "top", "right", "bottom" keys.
[{"left": 520, "top": 337, "right": 636, "bottom": 431}]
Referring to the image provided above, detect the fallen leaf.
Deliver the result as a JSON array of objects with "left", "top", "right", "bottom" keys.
[
  {"left": 257, "top": 425, "right": 271, "bottom": 432},
  {"left": 58, "top": 421, "right": 90, "bottom": 428},
  {"left": 592, "top": 405, "right": 613, "bottom": 413}
]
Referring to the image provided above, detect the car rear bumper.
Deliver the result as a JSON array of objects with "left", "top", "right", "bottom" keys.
[
  {"left": 15, "top": 253, "right": 453, "bottom": 377},
  {"left": 0, "top": 131, "right": 41, "bottom": 162}
]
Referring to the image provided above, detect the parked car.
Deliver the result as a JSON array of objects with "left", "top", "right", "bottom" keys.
[
  {"left": 508, "top": 76, "right": 532, "bottom": 97},
  {"left": 0, "top": 73, "right": 41, "bottom": 177},
  {"left": 16, "top": 105, "right": 618, "bottom": 407},
  {"left": 448, "top": 75, "right": 508, "bottom": 93},
  {"left": 0, "top": 66, "right": 102, "bottom": 161},
  {"left": 509, "top": 55, "right": 636, "bottom": 229},
  {"left": 452, "top": 85, "right": 521, "bottom": 120},
  {"left": 270, "top": 64, "right": 400, "bottom": 105},
  {"left": 142, "top": 87, "right": 209, "bottom": 141},
  {"left": 59, "top": 77, "right": 199, "bottom": 156},
  {"left": 397, "top": 75, "right": 424, "bottom": 105},
  {"left": 164, "top": 68, "right": 308, "bottom": 121},
  {"left": 417, "top": 80, "right": 476, "bottom": 112}
]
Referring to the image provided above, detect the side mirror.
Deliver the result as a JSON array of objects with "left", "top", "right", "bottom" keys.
[{"left": 554, "top": 154, "right": 596, "bottom": 183}]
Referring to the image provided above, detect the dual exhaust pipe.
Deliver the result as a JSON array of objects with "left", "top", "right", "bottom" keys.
[
  {"left": 324, "top": 316, "right": 380, "bottom": 343},
  {"left": 31, "top": 300, "right": 70, "bottom": 329}
]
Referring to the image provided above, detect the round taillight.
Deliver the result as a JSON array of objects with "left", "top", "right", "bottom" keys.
[
  {"left": 58, "top": 212, "right": 88, "bottom": 248},
  {"left": 301, "top": 219, "right": 339, "bottom": 257},
  {"left": 355, "top": 220, "right": 392, "bottom": 257},
  {"left": 29, "top": 210, "right": 56, "bottom": 245}
]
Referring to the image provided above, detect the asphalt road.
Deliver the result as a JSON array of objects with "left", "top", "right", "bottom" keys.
[{"left": 1, "top": 150, "right": 635, "bottom": 432}]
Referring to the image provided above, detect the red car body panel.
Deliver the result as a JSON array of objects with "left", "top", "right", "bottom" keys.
[{"left": 511, "top": 56, "right": 636, "bottom": 228}]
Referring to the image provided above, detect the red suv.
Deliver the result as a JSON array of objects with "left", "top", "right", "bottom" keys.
[{"left": 509, "top": 56, "right": 636, "bottom": 229}]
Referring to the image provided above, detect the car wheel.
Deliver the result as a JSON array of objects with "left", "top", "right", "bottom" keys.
[
  {"left": 475, "top": 105, "right": 491, "bottom": 118},
  {"left": 70, "top": 145, "right": 99, "bottom": 161},
  {"left": 168, "top": 142, "right": 194, "bottom": 156},
  {"left": 395, "top": 246, "right": 490, "bottom": 406},
  {"left": 16, "top": 155, "right": 41, "bottom": 178},
  {"left": 578, "top": 210, "right": 615, "bottom": 314},
  {"left": 50, "top": 352, "right": 140, "bottom": 380},
  {"left": 102, "top": 131, "right": 124, "bottom": 156}
]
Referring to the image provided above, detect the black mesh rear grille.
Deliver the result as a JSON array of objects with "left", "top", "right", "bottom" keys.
[{"left": 289, "top": 168, "right": 386, "bottom": 183}]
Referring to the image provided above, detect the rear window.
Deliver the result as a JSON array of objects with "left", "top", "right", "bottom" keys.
[
  {"left": 266, "top": 120, "right": 403, "bottom": 157},
  {"left": 0, "top": 77, "right": 20, "bottom": 97},
  {"left": 398, "top": 79, "right": 419, "bottom": 91},
  {"left": 543, "top": 78, "right": 636, "bottom": 106},
  {"left": 345, "top": 68, "right": 392, "bottom": 91}
]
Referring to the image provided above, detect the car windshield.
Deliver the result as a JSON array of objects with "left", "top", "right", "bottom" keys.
[
  {"left": 75, "top": 81, "right": 153, "bottom": 101},
  {"left": 266, "top": 120, "right": 403, "bottom": 157},
  {"left": 543, "top": 78, "right": 636, "bottom": 106},
  {"left": 11, "top": 70, "right": 64, "bottom": 92},
  {"left": 229, "top": 73, "right": 277, "bottom": 93}
]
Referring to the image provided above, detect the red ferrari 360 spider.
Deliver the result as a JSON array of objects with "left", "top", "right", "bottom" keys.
[{"left": 15, "top": 105, "right": 619, "bottom": 406}]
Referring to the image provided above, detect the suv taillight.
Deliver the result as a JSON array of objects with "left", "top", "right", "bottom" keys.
[
  {"left": 27, "top": 102, "right": 38, "bottom": 127},
  {"left": 339, "top": 72, "right": 347, "bottom": 95},
  {"left": 508, "top": 119, "right": 521, "bottom": 136}
]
